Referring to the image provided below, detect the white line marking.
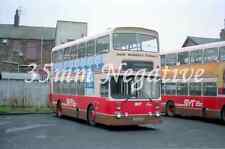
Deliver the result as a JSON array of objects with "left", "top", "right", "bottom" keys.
[{"left": 5, "top": 124, "right": 55, "bottom": 134}]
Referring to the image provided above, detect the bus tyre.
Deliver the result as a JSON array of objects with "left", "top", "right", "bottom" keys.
[
  {"left": 87, "top": 105, "right": 96, "bottom": 126},
  {"left": 166, "top": 101, "right": 176, "bottom": 117},
  {"left": 221, "top": 107, "right": 225, "bottom": 123},
  {"left": 56, "top": 101, "right": 62, "bottom": 118}
]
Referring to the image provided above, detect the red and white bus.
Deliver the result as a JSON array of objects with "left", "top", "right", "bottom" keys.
[
  {"left": 161, "top": 41, "right": 225, "bottom": 122},
  {"left": 49, "top": 27, "right": 161, "bottom": 126}
]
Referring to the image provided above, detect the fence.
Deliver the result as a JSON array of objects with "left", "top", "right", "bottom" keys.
[{"left": 0, "top": 72, "right": 49, "bottom": 107}]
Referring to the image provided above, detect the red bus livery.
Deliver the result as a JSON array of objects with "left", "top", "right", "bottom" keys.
[
  {"left": 161, "top": 41, "right": 225, "bottom": 122},
  {"left": 49, "top": 27, "right": 161, "bottom": 126}
]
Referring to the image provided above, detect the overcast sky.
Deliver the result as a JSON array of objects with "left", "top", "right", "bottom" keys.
[{"left": 0, "top": 0, "right": 225, "bottom": 51}]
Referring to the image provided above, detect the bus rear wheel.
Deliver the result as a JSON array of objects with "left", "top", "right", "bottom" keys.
[
  {"left": 166, "top": 101, "right": 176, "bottom": 117},
  {"left": 56, "top": 101, "right": 62, "bottom": 118},
  {"left": 87, "top": 105, "right": 96, "bottom": 126}
]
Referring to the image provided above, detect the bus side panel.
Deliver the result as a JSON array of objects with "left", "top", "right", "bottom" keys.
[
  {"left": 203, "top": 97, "right": 225, "bottom": 119},
  {"left": 162, "top": 95, "right": 203, "bottom": 117}
]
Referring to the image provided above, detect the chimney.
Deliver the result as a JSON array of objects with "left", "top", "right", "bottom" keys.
[{"left": 14, "top": 9, "right": 20, "bottom": 27}]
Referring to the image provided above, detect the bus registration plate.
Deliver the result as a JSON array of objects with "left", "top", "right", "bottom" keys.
[{"left": 132, "top": 117, "right": 145, "bottom": 121}]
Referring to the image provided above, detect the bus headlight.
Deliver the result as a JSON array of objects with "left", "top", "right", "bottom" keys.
[
  {"left": 116, "top": 113, "right": 122, "bottom": 119},
  {"left": 156, "top": 112, "right": 160, "bottom": 117}
]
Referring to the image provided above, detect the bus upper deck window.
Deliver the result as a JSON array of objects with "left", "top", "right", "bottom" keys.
[
  {"left": 178, "top": 52, "right": 189, "bottom": 65},
  {"left": 204, "top": 48, "right": 218, "bottom": 63},
  {"left": 219, "top": 47, "right": 225, "bottom": 61},
  {"left": 190, "top": 50, "right": 203, "bottom": 64},
  {"left": 165, "top": 54, "right": 177, "bottom": 66},
  {"left": 161, "top": 55, "right": 165, "bottom": 67},
  {"left": 96, "top": 36, "right": 110, "bottom": 54}
]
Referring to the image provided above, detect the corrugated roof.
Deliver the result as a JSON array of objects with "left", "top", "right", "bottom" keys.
[
  {"left": 188, "top": 36, "right": 220, "bottom": 44},
  {"left": 182, "top": 36, "right": 221, "bottom": 47},
  {"left": 0, "top": 24, "right": 56, "bottom": 40}
]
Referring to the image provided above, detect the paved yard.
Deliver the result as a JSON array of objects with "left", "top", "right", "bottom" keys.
[{"left": 0, "top": 114, "right": 224, "bottom": 149}]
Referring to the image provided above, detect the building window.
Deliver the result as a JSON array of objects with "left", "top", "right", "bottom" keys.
[
  {"left": 219, "top": 46, "right": 225, "bottom": 61},
  {"left": 190, "top": 50, "right": 203, "bottom": 64},
  {"left": 177, "top": 83, "right": 188, "bottom": 95},
  {"left": 178, "top": 52, "right": 189, "bottom": 65},
  {"left": 165, "top": 83, "right": 176, "bottom": 95},
  {"left": 96, "top": 35, "right": 110, "bottom": 54},
  {"left": 204, "top": 48, "right": 218, "bottom": 63},
  {"left": 165, "top": 54, "right": 177, "bottom": 66},
  {"left": 203, "top": 82, "right": 217, "bottom": 96},
  {"left": 189, "top": 82, "right": 202, "bottom": 96}
]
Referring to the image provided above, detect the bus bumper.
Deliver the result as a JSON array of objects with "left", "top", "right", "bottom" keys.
[{"left": 96, "top": 114, "right": 161, "bottom": 126}]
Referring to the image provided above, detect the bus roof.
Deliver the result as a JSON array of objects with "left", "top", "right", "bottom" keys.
[
  {"left": 161, "top": 40, "right": 225, "bottom": 55},
  {"left": 52, "top": 27, "right": 158, "bottom": 52}
]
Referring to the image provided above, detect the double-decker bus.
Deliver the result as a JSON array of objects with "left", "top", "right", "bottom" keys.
[
  {"left": 161, "top": 41, "right": 225, "bottom": 122},
  {"left": 49, "top": 27, "right": 161, "bottom": 126}
]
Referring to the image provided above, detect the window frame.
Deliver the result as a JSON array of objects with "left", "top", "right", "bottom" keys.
[
  {"left": 190, "top": 49, "right": 203, "bottom": 64},
  {"left": 177, "top": 82, "right": 188, "bottom": 96},
  {"left": 203, "top": 82, "right": 217, "bottom": 96},
  {"left": 189, "top": 82, "right": 202, "bottom": 96},
  {"left": 178, "top": 52, "right": 189, "bottom": 65},
  {"left": 204, "top": 48, "right": 218, "bottom": 63},
  {"left": 164, "top": 83, "right": 177, "bottom": 95},
  {"left": 86, "top": 40, "right": 96, "bottom": 56},
  {"left": 165, "top": 54, "right": 177, "bottom": 66},
  {"left": 219, "top": 46, "right": 225, "bottom": 61}
]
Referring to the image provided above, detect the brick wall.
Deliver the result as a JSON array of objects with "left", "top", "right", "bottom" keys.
[{"left": 0, "top": 38, "right": 54, "bottom": 72}]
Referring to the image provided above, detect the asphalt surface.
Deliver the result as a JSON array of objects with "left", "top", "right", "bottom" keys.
[{"left": 0, "top": 114, "right": 224, "bottom": 149}]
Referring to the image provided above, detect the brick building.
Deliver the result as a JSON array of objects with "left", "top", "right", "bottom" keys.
[
  {"left": 0, "top": 24, "right": 55, "bottom": 71},
  {"left": 0, "top": 9, "right": 87, "bottom": 72}
]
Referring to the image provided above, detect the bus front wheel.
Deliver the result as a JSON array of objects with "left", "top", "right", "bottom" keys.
[
  {"left": 87, "top": 105, "right": 96, "bottom": 126},
  {"left": 166, "top": 101, "right": 176, "bottom": 117}
]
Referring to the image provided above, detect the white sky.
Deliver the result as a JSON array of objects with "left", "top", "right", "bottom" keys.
[{"left": 0, "top": 0, "right": 225, "bottom": 51}]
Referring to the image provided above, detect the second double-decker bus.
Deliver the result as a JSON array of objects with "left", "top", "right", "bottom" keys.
[
  {"left": 49, "top": 27, "right": 161, "bottom": 126},
  {"left": 161, "top": 41, "right": 225, "bottom": 122}
]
